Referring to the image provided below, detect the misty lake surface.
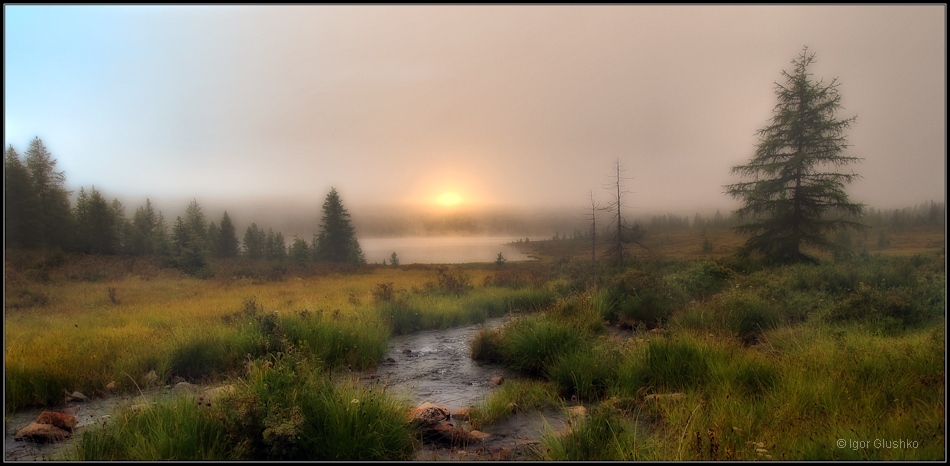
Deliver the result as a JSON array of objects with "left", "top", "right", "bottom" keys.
[{"left": 359, "top": 236, "right": 541, "bottom": 265}]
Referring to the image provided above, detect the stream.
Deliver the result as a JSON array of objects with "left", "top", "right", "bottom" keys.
[{"left": 5, "top": 316, "right": 569, "bottom": 461}]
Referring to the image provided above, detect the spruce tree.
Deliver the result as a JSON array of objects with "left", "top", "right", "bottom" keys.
[
  {"left": 724, "top": 47, "right": 865, "bottom": 263},
  {"left": 217, "top": 211, "right": 240, "bottom": 258},
  {"left": 130, "top": 199, "right": 158, "bottom": 256},
  {"left": 243, "top": 223, "right": 265, "bottom": 260},
  {"left": 74, "top": 186, "right": 119, "bottom": 254},
  {"left": 4, "top": 145, "right": 40, "bottom": 249},
  {"left": 314, "top": 187, "right": 365, "bottom": 264},
  {"left": 24, "top": 137, "right": 73, "bottom": 250}
]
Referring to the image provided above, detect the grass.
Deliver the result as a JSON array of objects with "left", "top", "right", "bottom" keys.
[
  {"left": 3, "top": 260, "right": 553, "bottom": 411},
  {"left": 4, "top": 225, "right": 945, "bottom": 461},
  {"left": 466, "top": 379, "right": 562, "bottom": 430},
  {"left": 73, "top": 348, "right": 417, "bottom": 461}
]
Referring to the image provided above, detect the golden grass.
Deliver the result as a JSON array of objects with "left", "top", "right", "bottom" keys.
[
  {"left": 3, "top": 262, "right": 497, "bottom": 410},
  {"left": 515, "top": 224, "right": 945, "bottom": 262}
]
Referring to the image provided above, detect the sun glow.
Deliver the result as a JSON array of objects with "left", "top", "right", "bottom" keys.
[{"left": 436, "top": 192, "right": 463, "bottom": 207}]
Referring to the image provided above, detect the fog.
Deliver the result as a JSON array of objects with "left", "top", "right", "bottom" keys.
[{"left": 5, "top": 5, "right": 946, "bottom": 236}]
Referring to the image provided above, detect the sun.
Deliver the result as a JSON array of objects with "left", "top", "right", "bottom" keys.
[{"left": 436, "top": 192, "right": 463, "bottom": 207}]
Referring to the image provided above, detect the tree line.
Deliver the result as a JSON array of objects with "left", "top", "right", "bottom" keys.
[{"left": 4, "top": 138, "right": 365, "bottom": 273}]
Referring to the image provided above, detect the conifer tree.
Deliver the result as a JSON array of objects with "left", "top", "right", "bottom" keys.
[
  {"left": 724, "top": 47, "right": 865, "bottom": 263},
  {"left": 24, "top": 137, "right": 73, "bottom": 249},
  {"left": 314, "top": 187, "right": 365, "bottom": 264},
  {"left": 4, "top": 145, "right": 40, "bottom": 249},
  {"left": 217, "top": 211, "right": 240, "bottom": 258}
]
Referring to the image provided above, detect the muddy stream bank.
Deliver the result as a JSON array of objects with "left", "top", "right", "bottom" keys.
[{"left": 5, "top": 317, "right": 570, "bottom": 461}]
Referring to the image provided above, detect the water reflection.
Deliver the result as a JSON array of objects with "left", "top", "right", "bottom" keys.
[{"left": 359, "top": 236, "right": 540, "bottom": 265}]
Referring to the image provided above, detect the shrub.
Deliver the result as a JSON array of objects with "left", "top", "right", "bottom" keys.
[
  {"left": 604, "top": 269, "right": 674, "bottom": 328},
  {"left": 678, "top": 260, "right": 733, "bottom": 301},
  {"left": 427, "top": 266, "right": 472, "bottom": 296}
]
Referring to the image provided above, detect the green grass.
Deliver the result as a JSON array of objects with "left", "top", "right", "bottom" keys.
[
  {"left": 5, "top": 244, "right": 945, "bottom": 461},
  {"left": 73, "top": 348, "right": 417, "bottom": 461},
  {"left": 467, "top": 379, "right": 562, "bottom": 430}
]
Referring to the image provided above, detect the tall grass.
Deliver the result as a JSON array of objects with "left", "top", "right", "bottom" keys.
[
  {"left": 467, "top": 379, "right": 562, "bottom": 430},
  {"left": 72, "top": 348, "right": 417, "bottom": 461},
  {"left": 74, "top": 396, "right": 230, "bottom": 460}
]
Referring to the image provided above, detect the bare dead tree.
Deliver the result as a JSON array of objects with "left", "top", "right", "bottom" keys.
[
  {"left": 603, "top": 158, "right": 647, "bottom": 266},
  {"left": 587, "top": 189, "right": 605, "bottom": 287}
]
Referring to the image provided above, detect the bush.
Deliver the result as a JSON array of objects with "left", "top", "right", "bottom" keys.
[
  {"left": 604, "top": 269, "right": 674, "bottom": 328},
  {"left": 678, "top": 260, "right": 733, "bottom": 301},
  {"left": 427, "top": 266, "right": 472, "bottom": 296}
]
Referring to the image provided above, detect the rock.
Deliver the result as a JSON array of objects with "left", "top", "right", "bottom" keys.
[
  {"left": 429, "top": 421, "right": 488, "bottom": 446},
  {"left": 491, "top": 447, "right": 514, "bottom": 461},
  {"left": 452, "top": 407, "right": 471, "bottom": 421},
  {"left": 616, "top": 316, "right": 637, "bottom": 330},
  {"left": 506, "top": 402, "right": 519, "bottom": 414},
  {"left": 14, "top": 422, "right": 71, "bottom": 443},
  {"left": 489, "top": 375, "right": 504, "bottom": 386},
  {"left": 67, "top": 391, "right": 88, "bottom": 402},
  {"left": 566, "top": 405, "right": 587, "bottom": 419},
  {"left": 408, "top": 402, "right": 451, "bottom": 427},
  {"left": 173, "top": 381, "right": 200, "bottom": 392},
  {"left": 128, "top": 402, "right": 156, "bottom": 413},
  {"left": 170, "top": 375, "right": 185, "bottom": 385},
  {"left": 202, "top": 384, "right": 235, "bottom": 402},
  {"left": 644, "top": 393, "right": 685, "bottom": 402},
  {"left": 36, "top": 411, "right": 78, "bottom": 432},
  {"left": 105, "top": 381, "right": 116, "bottom": 391},
  {"left": 385, "top": 357, "right": 396, "bottom": 364}
]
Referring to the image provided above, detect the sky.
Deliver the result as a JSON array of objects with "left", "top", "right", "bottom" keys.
[{"left": 4, "top": 5, "right": 947, "bottom": 226}]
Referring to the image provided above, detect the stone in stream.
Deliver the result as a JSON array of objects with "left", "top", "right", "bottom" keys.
[
  {"left": 14, "top": 411, "right": 79, "bottom": 443},
  {"left": 408, "top": 402, "right": 489, "bottom": 446}
]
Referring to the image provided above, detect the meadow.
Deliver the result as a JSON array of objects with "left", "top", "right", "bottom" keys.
[{"left": 3, "top": 224, "right": 945, "bottom": 460}]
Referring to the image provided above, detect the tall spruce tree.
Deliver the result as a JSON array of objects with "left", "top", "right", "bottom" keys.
[
  {"left": 724, "top": 47, "right": 865, "bottom": 263},
  {"left": 129, "top": 199, "right": 158, "bottom": 256},
  {"left": 24, "top": 137, "right": 73, "bottom": 250},
  {"left": 4, "top": 145, "right": 40, "bottom": 249},
  {"left": 217, "top": 211, "right": 240, "bottom": 258},
  {"left": 314, "top": 187, "right": 365, "bottom": 264},
  {"left": 74, "top": 186, "right": 119, "bottom": 254},
  {"left": 243, "top": 223, "right": 265, "bottom": 259}
]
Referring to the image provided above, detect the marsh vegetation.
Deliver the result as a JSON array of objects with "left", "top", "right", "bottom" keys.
[{"left": 4, "top": 220, "right": 944, "bottom": 460}]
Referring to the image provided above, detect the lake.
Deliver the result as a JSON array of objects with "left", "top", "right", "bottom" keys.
[{"left": 358, "top": 236, "right": 541, "bottom": 265}]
